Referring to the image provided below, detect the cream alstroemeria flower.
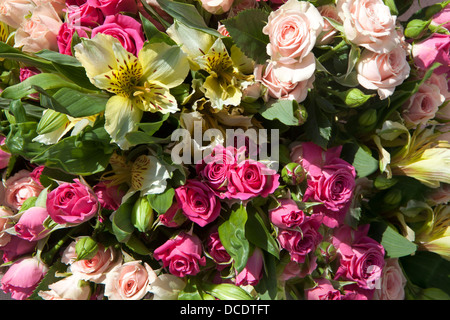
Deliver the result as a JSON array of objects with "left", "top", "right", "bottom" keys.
[{"left": 74, "top": 33, "right": 189, "bottom": 149}]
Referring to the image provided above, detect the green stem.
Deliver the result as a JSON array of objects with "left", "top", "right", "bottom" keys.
[
  {"left": 317, "top": 40, "right": 347, "bottom": 63},
  {"left": 41, "top": 227, "right": 78, "bottom": 265}
]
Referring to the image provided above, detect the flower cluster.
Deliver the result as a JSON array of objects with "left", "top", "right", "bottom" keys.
[{"left": 0, "top": 0, "right": 447, "bottom": 301}]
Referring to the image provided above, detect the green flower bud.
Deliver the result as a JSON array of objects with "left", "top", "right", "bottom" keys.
[
  {"left": 131, "top": 196, "right": 154, "bottom": 233},
  {"left": 37, "top": 109, "right": 69, "bottom": 135},
  {"left": 383, "top": 189, "right": 402, "bottom": 206},
  {"left": 342, "top": 88, "right": 372, "bottom": 108},
  {"left": 282, "top": 162, "right": 306, "bottom": 185},
  {"left": 404, "top": 19, "right": 430, "bottom": 39},
  {"left": 75, "top": 236, "right": 98, "bottom": 261},
  {"left": 295, "top": 104, "right": 308, "bottom": 125},
  {"left": 358, "top": 109, "right": 377, "bottom": 127}
]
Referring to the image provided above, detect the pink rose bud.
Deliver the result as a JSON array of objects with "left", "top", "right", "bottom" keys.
[
  {"left": 235, "top": 247, "right": 264, "bottom": 286},
  {"left": 1, "top": 256, "right": 48, "bottom": 300},
  {"left": 305, "top": 278, "right": 342, "bottom": 300},
  {"left": 0, "top": 136, "right": 11, "bottom": 169},
  {"left": 175, "top": 180, "right": 221, "bottom": 227},
  {"left": 14, "top": 207, "right": 50, "bottom": 242},
  {"left": 1, "top": 236, "right": 37, "bottom": 263},
  {"left": 269, "top": 198, "right": 305, "bottom": 229},
  {"left": 46, "top": 179, "right": 99, "bottom": 225},
  {"left": 158, "top": 202, "right": 187, "bottom": 228},
  {"left": 153, "top": 232, "right": 206, "bottom": 277},
  {"left": 206, "top": 230, "right": 231, "bottom": 270}
]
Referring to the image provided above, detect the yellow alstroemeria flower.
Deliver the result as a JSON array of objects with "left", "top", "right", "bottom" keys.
[{"left": 74, "top": 33, "right": 189, "bottom": 149}]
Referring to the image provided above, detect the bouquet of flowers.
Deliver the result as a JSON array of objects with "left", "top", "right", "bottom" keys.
[{"left": 0, "top": 0, "right": 448, "bottom": 301}]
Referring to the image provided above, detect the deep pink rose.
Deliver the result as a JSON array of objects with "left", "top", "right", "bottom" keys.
[
  {"left": 1, "top": 236, "right": 37, "bottom": 263},
  {"left": 93, "top": 181, "right": 125, "bottom": 211},
  {"left": 280, "top": 258, "right": 317, "bottom": 281},
  {"left": 332, "top": 224, "right": 385, "bottom": 290},
  {"left": 29, "top": 165, "right": 45, "bottom": 186},
  {"left": 277, "top": 216, "right": 322, "bottom": 263},
  {"left": 305, "top": 278, "right": 342, "bottom": 300},
  {"left": 431, "top": 4, "right": 450, "bottom": 31},
  {"left": 158, "top": 202, "right": 187, "bottom": 228},
  {"left": 269, "top": 198, "right": 304, "bottom": 229},
  {"left": 4, "top": 170, "right": 44, "bottom": 211},
  {"left": 413, "top": 33, "right": 450, "bottom": 76},
  {"left": 46, "top": 179, "right": 99, "bottom": 225},
  {"left": 91, "top": 14, "right": 144, "bottom": 55},
  {"left": 0, "top": 136, "right": 11, "bottom": 169},
  {"left": 228, "top": 159, "right": 280, "bottom": 201},
  {"left": 206, "top": 230, "right": 231, "bottom": 270},
  {"left": 57, "top": 23, "right": 89, "bottom": 56},
  {"left": 175, "top": 180, "right": 221, "bottom": 227},
  {"left": 87, "top": 0, "right": 138, "bottom": 16},
  {"left": 14, "top": 207, "right": 50, "bottom": 242},
  {"left": 1, "top": 257, "right": 48, "bottom": 300},
  {"left": 67, "top": 3, "right": 105, "bottom": 29},
  {"left": 153, "top": 232, "right": 206, "bottom": 277},
  {"left": 235, "top": 247, "right": 264, "bottom": 286},
  {"left": 301, "top": 142, "right": 356, "bottom": 228}
]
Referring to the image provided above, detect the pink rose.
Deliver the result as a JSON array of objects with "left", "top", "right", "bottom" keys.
[
  {"left": 269, "top": 198, "right": 304, "bottom": 229},
  {"left": 402, "top": 81, "right": 444, "bottom": 128},
  {"left": 67, "top": 3, "right": 105, "bottom": 29},
  {"left": 38, "top": 275, "right": 91, "bottom": 300},
  {"left": 19, "top": 67, "right": 40, "bottom": 82},
  {"left": 1, "top": 256, "right": 48, "bottom": 300},
  {"left": 1, "top": 236, "right": 37, "bottom": 262},
  {"left": 317, "top": 4, "right": 341, "bottom": 45},
  {"left": 175, "top": 180, "right": 221, "bottom": 227},
  {"left": 87, "top": 0, "right": 138, "bottom": 16},
  {"left": 373, "top": 258, "right": 407, "bottom": 300},
  {"left": 61, "top": 238, "right": 122, "bottom": 283},
  {"left": 29, "top": 165, "right": 44, "bottom": 185},
  {"left": 14, "top": 207, "right": 50, "bottom": 242},
  {"left": 14, "top": 2, "right": 63, "bottom": 53},
  {"left": 158, "top": 202, "right": 187, "bottom": 228},
  {"left": 91, "top": 14, "right": 144, "bottom": 56},
  {"left": 277, "top": 216, "right": 322, "bottom": 263},
  {"left": 200, "top": 0, "right": 233, "bottom": 15},
  {"left": 332, "top": 224, "right": 385, "bottom": 290},
  {"left": 103, "top": 260, "right": 156, "bottom": 300},
  {"left": 336, "top": 0, "right": 400, "bottom": 54},
  {"left": 206, "top": 230, "right": 231, "bottom": 270},
  {"left": 93, "top": 181, "right": 125, "bottom": 211},
  {"left": 431, "top": 4, "right": 450, "bottom": 31},
  {"left": 280, "top": 258, "right": 317, "bottom": 281},
  {"left": 46, "top": 179, "right": 99, "bottom": 225},
  {"left": 302, "top": 142, "right": 356, "bottom": 228},
  {"left": 0, "top": 206, "right": 13, "bottom": 246},
  {"left": 0, "top": 136, "right": 11, "bottom": 169},
  {"left": 4, "top": 170, "right": 44, "bottom": 211},
  {"left": 262, "top": 0, "right": 323, "bottom": 83},
  {"left": 412, "top": 33, "right": 450, "bottom": 76},
  {"left": 137, "top": 0, "right": 172, "bottom": 32},
  {"left": 289, "top": 142, "right": 303, "bottom": 164},
  {"left": 235, "top": 247, "right": 264, "bottom": 286},
  {"left": 305, "top": 278, "right": 342, "bottom": 300},
  {"left": 357, "top": 46, "right": 411, "bottom": 100},
  {"left": 153, "top": 232, "right": 206, "bottom": 277},
  {"left": 228, "top": 159, "right": 280, "bottom": 201},
  {"left": 256, "top": 61, "right": 314, "bottom": 102},
  {"left": 0, "top": 0, "right": 35, "bottom": 29},
  {"left": 228, "top": 0, "right": 257, "bottom": 17}
]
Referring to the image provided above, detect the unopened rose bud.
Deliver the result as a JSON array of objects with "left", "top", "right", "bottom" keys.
[
  {"left": 383, "top": 189, "right": 402, "bottom": 206},
  {"left": 282, "top": 162, "right": 306, "bottom": 185},
  {"left": 75, "top": 236, "right": 99, "bottom": 261},
  {"left": 131, "top": 196, "right": 154, "bottom": 233},
  {"left": 295, "top": 104, "right": 308, "bottom": 125},
  {"left": 358, "top": 109, "right": 377, "bottom": 127},
  {"left": 404, "top": 19, "right": 430, "bottom": 39}
]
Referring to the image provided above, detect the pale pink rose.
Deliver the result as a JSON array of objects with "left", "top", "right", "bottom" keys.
[
  {"left": 1, "top": 256, "right": 48, "bottom": 300},
  {"left": 0, "top": 206, "right": 12, "bottom": 246},
  {"left": 431, "top": 4, "right": 450, "bottom": 31},
  {"left": 427, "top": 72, "right": 450, "bottom": 100},
  {"left": 38, "top": 275, "right": 91, "bottom": 300},
  {"left": 4, "top": 170, "right": 44, "bottom": 211},
  {"left": 373, "top": 258, "right": 407, "bottom": 300},
  {"left": 87, "top": 0, "right": 138, "bottom": 16},
  {"left": 32, "top": 0, "right": 65, "bottom": 14},
  {"left": 317, "top": 4, "right": 341, "bottom": 45},
  {"left": 357, "top": 46, "right": 410, "bottom": 100},
  {"left": 1, "top": 236, "right": 37, "bottom": 262},
  {"left": 256, "top": 61, "right": 314, "bottom": 102},
  {"left": 305, "top": 278, "right": 342, "bottom": 300},
  {"left": 153, "top": 232, "right": 206, "bottom": 277},
  {"left": 235, "top": 247, "right": 264, "bottom": 286},
  {"left": 269, "top": 198, "right": 304, "bottom": 229},
  {"left": 402, "top": 81, "right": 444, "bottom": 128},
  {"left": 61, "top": 239, "right": 122, "bottom": 283},
  {"left": 201, "top": 0, "right": 233, "bottom": 15},
  {"left": 412, "top": 33, "right": 450, "bottom": 76},
  {"left": 14, "top": 207, "right": 50, "bottom": 242},
  {"left": 0, "top": 136, "right": 11, "bottom": 169},
  {"left": 14, "top": 2, "right": 63, "bottom": 53},
  {"left": 262, "top": 0, "right": 323, "bottom": 83},
  {"left": 0, "top": 0, "right": 35, "bottom": 29},
  {"left": 103, "top": 261, "right": 157, "bottom": 300},
  {"left": 336, "top": 0, "right": 400, "bottom": 54},
  {"left": 91, "top": 14, "right": 145, "bottom": 56}
]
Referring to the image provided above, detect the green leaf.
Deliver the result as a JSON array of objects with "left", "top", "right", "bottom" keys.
[
  {"left": 246, "top": 206, "right": 280, "bottom": 259},
  {"left": 304, "top": 99, "right": 332, "bottom": 148},
  {"left": 259, "top": 99, "right": 299, "bottom": 126},
  {"left": 140, "top": 13, "right": 176, "bottom": 46},
  {"left": 255, "top": 251, "right": 278, "bottom": 300},
  {"left": 5, "top": 122, "right": 45, "bottom": 159},
  {"left": 49, "top": 87, "right": 108, "bottom": 117},
  {"left": 218, "top": 205, "right": 250, "bottom": 274},
  {"left": 352, "top": 146, "right": 379, "bottom": 178},
  {"left": 147, "top": 187, "right": 175, "bottom": 215},
  {"left": 202, "top": 283, "right": 254, "bottom": 300},
  {"left": 0, "top": 42, "right": 55, "bottom": 71},
  {"left": 221, "top": 9, "right": 270, "bottom": 65},
  {"left": 112, "top": 194, "right": 139, "bottom": 243},
  {"left": 155, "top": 0, "right": 220, "bottom": 37},
  {"left": 370, "top": 222, "right": 417, "bottom": 258},
  {"left": 125, "top": 234, "right": 152, "bottom": 255}
]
